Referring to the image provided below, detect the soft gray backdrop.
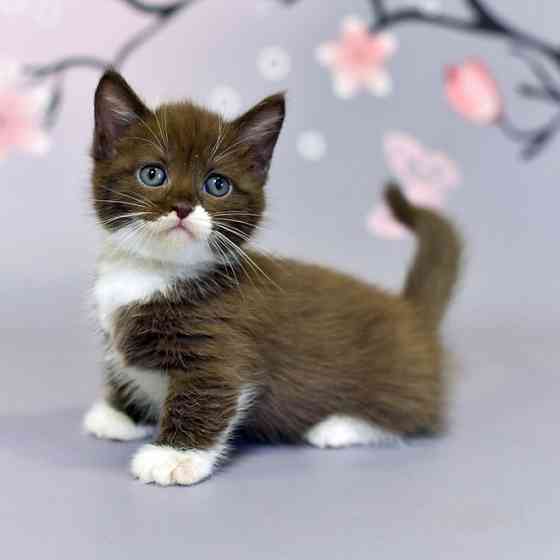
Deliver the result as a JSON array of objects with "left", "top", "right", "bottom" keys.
[{"left": 1, "top": 1, "right": 558, "bottom": 558}]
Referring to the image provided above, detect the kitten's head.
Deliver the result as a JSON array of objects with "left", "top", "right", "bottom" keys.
[{"left": 91, "top": 70, "right": 285, "bottom": 266}]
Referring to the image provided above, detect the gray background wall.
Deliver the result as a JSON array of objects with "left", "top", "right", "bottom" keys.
[{"left": 1, "top": 1, "right": 558, "bottom": 558}]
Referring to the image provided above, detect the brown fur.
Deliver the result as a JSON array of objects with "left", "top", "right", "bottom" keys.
[{"left": 90, "top": 70, "right": 462, "bottom": 457}]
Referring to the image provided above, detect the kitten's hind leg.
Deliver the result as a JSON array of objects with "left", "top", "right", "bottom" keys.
[
  {"left": 83, "top": 367, "right": 155, "bottom": 442},
  {"left": 83, "top": 399, "right": 153, "bottom": 441},
  {"left": 304, "top": 415, "right": 403, "bottom": 449}
]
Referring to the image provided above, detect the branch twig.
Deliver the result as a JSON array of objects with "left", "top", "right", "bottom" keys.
[
  {"left": 369, "top": 0, "right": 560, "bottom": 63},
  {"left": 19, "top": 0, "right": 560, "bottom": 159},
  {"left": 119, "top": 0, "right": 188, "bottom": 16},
  {"left": 368, "top": 0, "right": 560, "bottom": 159},
  {"left": 21, "top": 0, "right": 196, "bottom": 128}
]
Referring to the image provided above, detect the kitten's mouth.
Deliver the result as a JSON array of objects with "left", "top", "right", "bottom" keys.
[{"left": 166, "top": 222, "right": 196, "bottom": 240}]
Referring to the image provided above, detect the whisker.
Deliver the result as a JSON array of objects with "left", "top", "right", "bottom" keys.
[
  {"left": 91, "top": 198, "right": 151, "bottom": 211},
  {"left": 100, "top": 212, "right": 153, "bottom": 226},
  {"left": 212, "top": 212, "right": 266, "bottom": 219},
  {"left": 210, "top": 234, "right": 243, "bottom": 296},
  {"left": 153, "top": 110, "right": 168, "bottom": 153},
  {"left": 209, "top": 118, "right": 228, "bottom": 161},
  {"left": 214, "top": 126, "right": 280, "bottom": 162},
  {"left": 160, "top": 105, "right": 170, "bottom": 149},
  {"left": 124, "top": 135, "right": 166, "bottom": 154},
  {"left": 213, "top": 222, "right": 287, "bottom": 271},
  {"left": 137, "top": 114, "right": 166, "bottom": 154},
  {"left": 214, "top": 217, "right": 267, "bottom": 232},
  {"left": 213, "top": 231, "right": 283, "bottom": 292},
  {"left": 98, "top": 185, "right": 158, "bottom": 210},
  {"left": 108, "top": 221, "right": 147, "bottom": 254},
  {"left": 214, "top": 223, "right": 251, "bottom": 241}
]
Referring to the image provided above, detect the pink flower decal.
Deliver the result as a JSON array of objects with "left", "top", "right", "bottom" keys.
[
  {"left": 368, "top": 132, "right": 461, "bottom": 240},
  {"left": 444, "top": 59, "right": 502, "bottom": 125},
  {"left": 0, "top": 60, "right": 51, "bottom": 160},
  {"left": 316, "top": 16, "right": 398, "bottom": 98}
]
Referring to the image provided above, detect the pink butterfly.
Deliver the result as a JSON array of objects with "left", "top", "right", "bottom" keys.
[{"left": 368, "top": 131, "right": 460, "bottom": 239}]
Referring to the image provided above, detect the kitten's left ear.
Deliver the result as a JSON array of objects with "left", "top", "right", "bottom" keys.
[
  {"left": 234, "top": 93, "right": 286, "bottom": 180},
  {"left": 92, "top": 69, "right": 150, "bottom": 160}
]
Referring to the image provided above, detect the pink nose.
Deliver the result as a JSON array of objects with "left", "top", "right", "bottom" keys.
[{"left": 173, "top": 204, "right": 193, "bottom": 220}]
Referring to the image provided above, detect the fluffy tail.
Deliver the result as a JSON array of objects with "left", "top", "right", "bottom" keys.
[{"left": 385, "top": 183, "right": 463, "bottom": 328}]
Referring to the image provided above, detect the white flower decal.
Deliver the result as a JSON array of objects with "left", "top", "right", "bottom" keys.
[
  {"left": 256, "top": 0, "right": 276, "bottom": 16},
  {"left": 297, "top": 131, "right": 327, "bottom": 162},
  {"left": 257, "top": 46, "right": 292, "bottom": 81},
  {"left": 207, "top": 85, "right": 242, "bottom": 119}
]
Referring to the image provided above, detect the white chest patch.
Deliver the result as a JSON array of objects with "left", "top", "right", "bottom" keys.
[
  {"left": 93, "top": 243, "right": 212, "bottom": 333},
  {"left": 94, "top": 259, "right": 173, "bottom": 332}
]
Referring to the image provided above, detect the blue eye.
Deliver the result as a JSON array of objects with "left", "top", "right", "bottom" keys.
[
  {"left": 137, "top": 165, "right": 167, "bottom": 187},
  {"left": 203, "top": 174, "right": 232, "bottom": 198}
]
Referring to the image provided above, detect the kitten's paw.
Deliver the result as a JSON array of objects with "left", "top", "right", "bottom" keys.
[
  {"left": 83, "top": 400, "right": 152, "bottom": 441},
  {"left": 305, "top": 415, "right": 403, "bottom": 449},
  {"left": 131, "top": 444, "right": 216, "bottom": 486}
]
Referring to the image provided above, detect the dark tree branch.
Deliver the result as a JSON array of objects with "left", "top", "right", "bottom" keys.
[
  {"left": 24, "top": 56, "right": 109, "bottom": 78},
  {"left": 113, "top": 17, "right": 167, "bottom": 67},
  {"left": 118, "top": 0, "right": 188, "bottom": 17},
  {"left": 19, "top": 0, "right": 560, "bottom": 159},
  {"left": 27, "top": 0, "right": 193, "bottom": 80},
  {"left": 369, "top": 0, "right": 560, "bottom": 64},
  {"left": 368, "top": 0, "right": 560, "bottom": 159},
  {"left": 22, "top": 0, "right": 196, "bottom": 128},
  {"left": 511, "top": 47, "right": 560, "bottom": 102},
  {"left": 517, "top": 83, "right": 560, "bottom": 104}
]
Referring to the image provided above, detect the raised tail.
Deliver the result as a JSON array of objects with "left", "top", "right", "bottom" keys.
[{"left": 385, "top": 183, "right": 463, "bottom": 328}]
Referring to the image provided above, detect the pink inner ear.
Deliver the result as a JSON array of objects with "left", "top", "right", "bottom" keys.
[
  {"left": 104, "top": 95, "right": 139, "bottom": 124},
  {"left": 239, "top": 111, "right": 283, "bottom": 143},
  {"left": 234, "top": 97, "right": 285, "bottom": 177}
]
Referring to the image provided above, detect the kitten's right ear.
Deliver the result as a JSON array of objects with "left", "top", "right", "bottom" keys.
[{"left": 92, "top": 70, "right": 149, "bottom": 160}]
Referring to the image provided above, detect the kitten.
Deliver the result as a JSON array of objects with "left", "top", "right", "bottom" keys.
[{"left": 83, "top": 70, "right": 462, "bottom": 486}]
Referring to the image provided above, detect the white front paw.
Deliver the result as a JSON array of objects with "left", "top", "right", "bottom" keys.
[
  {"left": 131, "top": 444, "right": 217, "bottom": 486},
  {"left": 83, "top": 400, "right": 152, "bottom": 441}
]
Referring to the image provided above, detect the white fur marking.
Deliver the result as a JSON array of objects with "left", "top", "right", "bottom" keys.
[
  {"left": 94, "top": 238, "right": 216, "bottom": 332},
  {"left": 107, "top": 354, "right": 169, "bottom": 417},
  {"left": 83, "top": 400, "right": 152, "bottom": 441},
  {"left": 185, "top": 205, "right": 213, "bottom": 240},
  {"left": 305, "top": 415, "right": 403, "bottom": 448},
  {"left": 131, "top": 444, "right": 218, "bottom": 486},
  {"left": 105, "top": 204, "right": 217, "bottom": 266},
  {"left": 131, "top": 386, "right": 255, "bottom": 486},
  {"left": 94, "top": 257, "right": 174, "bottom": 332}
]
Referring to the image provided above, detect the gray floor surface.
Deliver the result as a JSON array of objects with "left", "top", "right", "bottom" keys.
[{"left": 2, "top": 305, "right": 558, "bottom": 559}]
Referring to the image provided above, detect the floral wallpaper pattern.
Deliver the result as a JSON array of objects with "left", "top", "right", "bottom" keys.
[{"left": 4, "top": 0, "right": 559, "bottom": 240}]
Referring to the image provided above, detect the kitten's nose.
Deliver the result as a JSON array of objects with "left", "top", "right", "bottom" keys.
[{"left": 173, "top": 203, "right": 193, "bottom": 220}]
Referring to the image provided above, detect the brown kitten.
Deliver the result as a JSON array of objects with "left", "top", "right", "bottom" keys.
[{"left": 83, "top": 70, "right": 462, "bottom": 486}]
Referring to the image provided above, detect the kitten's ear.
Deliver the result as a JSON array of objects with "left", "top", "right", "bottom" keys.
[
  {"left": 234, "top": 93, "right": 286, "bottom": 180},
  {"left": 92, "top": 70, "right": 150, "bottom": 160}
]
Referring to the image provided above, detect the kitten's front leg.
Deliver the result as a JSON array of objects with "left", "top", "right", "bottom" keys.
[{"left": 131, "top": 369, "right": 251, "bottom": 486}]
